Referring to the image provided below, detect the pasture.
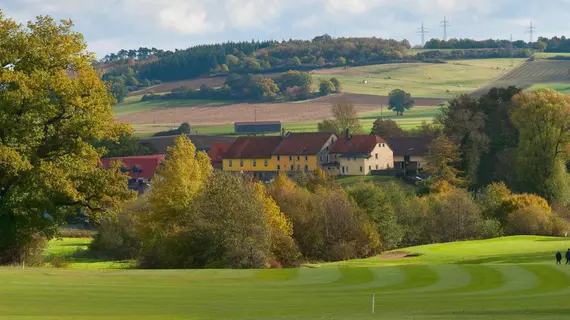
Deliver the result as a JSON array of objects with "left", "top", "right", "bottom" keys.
[
  {"left": 312, "top": 59, "right": 525, "bottom": 98},
  {"left": 3, "top": 236, "right": 570, "bottom": 319}
]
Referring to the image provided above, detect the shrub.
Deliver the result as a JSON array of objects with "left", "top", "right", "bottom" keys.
[
  {"left": 0, "top": 235, "right": 47, "bottom": 267},
  {"left": 477, "top": 219, "right": 503, "bottom": 239},
  {"left": 89, "top": 202, "right": 144, "bottom": 260},
  {"left": 506, "top": 205, "right": 555, "bottom": 235},
  {"left": 47, "top": 255, "right": 71, "bottom": 268}
]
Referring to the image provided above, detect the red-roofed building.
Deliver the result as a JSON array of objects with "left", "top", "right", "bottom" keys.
[
  {"left": 100, "top": 155, "right": 165, "bottom": 194},
  {"left": 222, "top": 136, "right": 283, "bottom": 180},
  {"left": 329, "top": 130, "right": 393, "bottom": 176},
  {"left": 207, "top": 142, "right": 231, "bottom": 170},
  {"left": 272, "top": 132, "right": 337, "bottom": 173}
]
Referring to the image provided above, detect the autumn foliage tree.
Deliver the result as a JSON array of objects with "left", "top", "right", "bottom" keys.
[
  {"left": 511, "top": 89, "right": 570, "bottom": 204},
  {"left": 0, "top": 13, "right": 135, "bottom": 264},
  {"left": 388, "top": 89, "right": 415, "bottom": 116},
  {"left": 317, "top": 100, "right": 363, "bottom": 134}
]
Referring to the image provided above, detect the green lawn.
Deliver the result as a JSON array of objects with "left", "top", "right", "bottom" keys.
[
  {"left": 3, "top": 236, "right": 570, "bottom": 319},
  {"left": 314, "top": 59, "right": 525, "bottom": 98},
  {"left": 44, "top": 238, "right": 132, "bottom": 269}
]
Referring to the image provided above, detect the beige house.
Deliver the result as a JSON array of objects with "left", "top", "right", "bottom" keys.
[
  {"left": 330, "top": 132, "right": 394, "bottom": 176},
  {"left": 386, "top": 137, "right": 430, "bottom": 172}
]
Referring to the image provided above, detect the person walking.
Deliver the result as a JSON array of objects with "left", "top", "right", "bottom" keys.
[
  {"left": 565, "top": 249, "right": 570, "bottom": 265},
  {"left": 556, "top": 251, "right": 562, "bottom": 265}
]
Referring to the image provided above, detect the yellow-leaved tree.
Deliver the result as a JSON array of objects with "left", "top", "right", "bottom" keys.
[
  {"left": 0, "top": 12, "right": 134, "bottom": 265},
  {"left": 253, "top": 182, "right": 300, "bottom": 267}
]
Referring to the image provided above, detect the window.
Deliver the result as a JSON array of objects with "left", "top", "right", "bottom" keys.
[
  {"left": 132, "top": 166, "right": 141, "bottom": 174},
  {"left": 240, "top": 160, "right": 244, "bottom": 167},
  {"left": 229, "top": 160, "right": 233, "bottom": 167},
  {"left": 305, "top": 156, "right": 308, "bottom": 161},
  {"left": 305, "top": 165, "right": 309, "bottom": 171},
  {"left": 289, "top": 156, "right": 292, "bottom": 161},
  {"left": 376, "top": 165, "right": 379, "bottom": 169},
  {"left": 290, "top": 165, "right": 294, "bottom": 171},
  {"left": 277, "top": 156, "right": 281, "bottom": 161},
  {"left": 253, "top": 160, "right": 257, "bottom": 167},
  {"left": 277, "top": 165, "right": 281, "bottom": 170},
  {"left": 346, "top": 167, "right": 349, "bottom": 173},
  {"left": 375, "top": 153, "right": 378, "bottom": 159},
  {"left": 360, "top": 166, "right": 363, "bottom": 172},
  {"left": 369, "top": 166, "right": 371, "bottom": 171},
  {"left": 297, "top": 156, "right": 300, "bottom": 161},
  {"left": 264, "top": 160, "right": 268, "bottom": 166},
  {"left": 120, "top": 167, "right": 129, "bottom": 173}
]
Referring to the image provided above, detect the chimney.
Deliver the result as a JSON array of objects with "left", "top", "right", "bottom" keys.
[{"left": 345, "top": 128, "right": 350, "bottom": 141}]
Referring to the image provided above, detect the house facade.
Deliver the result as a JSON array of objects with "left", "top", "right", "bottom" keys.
[
  {"left": 222, "top": 136, "right": 282, "bottom": 180},
  {"left": 386, "top": 137, "right": 430, "bottom": 172},
  {"left": 330, "top": 133, "right": 394, "bottom": 176},
  {"left": 272, "top": 132, "right": 337, "bottom": 173}
]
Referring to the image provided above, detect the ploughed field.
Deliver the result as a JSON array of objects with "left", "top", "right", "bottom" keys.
[{"left": 2, "top": 236, "right": 570, "bottom": 319}]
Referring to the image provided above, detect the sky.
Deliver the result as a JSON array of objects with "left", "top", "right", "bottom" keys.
[{"left": 2, "top": 0, "right": 570, "bottom": 58}]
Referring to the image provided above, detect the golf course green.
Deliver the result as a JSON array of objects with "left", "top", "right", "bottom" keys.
[{"left": 2, "top": 236, "right": 570, "bottom": 319}]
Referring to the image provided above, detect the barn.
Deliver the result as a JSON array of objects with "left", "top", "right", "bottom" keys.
[{"left": 234, "top": 121, "right": 282, "bottom": 134}]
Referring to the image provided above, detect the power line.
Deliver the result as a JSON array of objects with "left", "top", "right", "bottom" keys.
[
  {"left": 417, "top": 22, "right": 429, "bottom": 47},
  {"left": 440, "top": 16, "right": 451, "bottom": 41},
  {"left": 525, "top": 21, "right": 536, "bottom": 42}
]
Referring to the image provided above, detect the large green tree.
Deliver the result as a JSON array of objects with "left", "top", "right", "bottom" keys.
[
  {"left": 437, "top": 87, "right": 521, "bottom": 188},
  {"left": 388, "top": 89, "right": 415, "bottom": 116},
  {"left": 511, "top": 89, "right": 570, "bottom": 204},
  {"left": 0, "top": 13, "right": 134, "bottom": 264}
]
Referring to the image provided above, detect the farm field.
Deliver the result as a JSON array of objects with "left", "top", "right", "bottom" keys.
[
  {"left": 312, "top": 58, "right": 525, "bottom": 98},
  {"left": 528, "top": 82, "right": 570, "bottom": 94},
  {"left": 534, "top": 52, "right": 570, "bottom": 59},
  {"left": 473, "top": 59, "right": 570, "bottom": 96},
  {"left": 3, "top": 236, "right": 570, "bottom": 319},
  {"left": 131, "top": 105, "right": 439, "bottom": 136}
]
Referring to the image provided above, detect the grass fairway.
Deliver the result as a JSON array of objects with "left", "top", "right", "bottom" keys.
[
  {"left": 3, "top": 236, "right": 570, "bottom": 319},
  {"left": 313, "top": 59, "right": 525, "bottom": 98}
]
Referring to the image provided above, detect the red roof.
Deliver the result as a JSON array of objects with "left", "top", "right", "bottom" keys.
[
  {"left": 331, "top": 135, "right": 387, "bottom": 154},
  {"left": 207, "top": 142, "right": 231, "bottom": 164},
  {"left": 100, "top": 155, "right": 166, "bottom": 180},
  {"left": 273, "top": 132, "right": 336, "bottom": 155},
  {"left": 224, "top": 136, "right": 283, "bottom": 159}
]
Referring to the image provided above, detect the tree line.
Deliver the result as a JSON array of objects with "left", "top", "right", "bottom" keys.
[{"left": 141, "top": 71, "right": 342, "bottom": 103}]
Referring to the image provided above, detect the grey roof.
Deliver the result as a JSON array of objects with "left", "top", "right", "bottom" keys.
[{"left": 386, "top": 137, "right": 431, "bottom": 157}]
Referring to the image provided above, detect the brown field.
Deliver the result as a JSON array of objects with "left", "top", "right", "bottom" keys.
[{"left": 118, "top": 93, "right": 444, "bottom": 126}]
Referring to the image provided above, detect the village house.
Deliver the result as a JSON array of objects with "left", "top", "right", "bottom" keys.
[
  {"left": 222, "top": 136, "right": 282, "bottom": 180},
  {"left": 207, "top": 142, "right": 232, "bottom": 170},
  {"left": 100, "top": 154, "right": 165, "bottom": 194},
  {"left": 329, "top": 130, "right": 394, "bottom": 176},
  {"left": 272, "top": 132, "right": 337, "bottom": 174},
  {"left": 387, "top": 137, "right": 430, "bottom": 172}
]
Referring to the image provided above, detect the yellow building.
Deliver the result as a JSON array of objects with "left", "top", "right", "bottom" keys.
[
  {"left": 222, "top": 136, "right": 283, "bottom": 180},
  {"left": 330, "top": 134, "right": 394, "bottom": 176},
  {"left": 272, "top": 132, "right": 337, "bottom": 173},
  {"left": 386, "top": 137, "right": 430, "bottom": 172}
]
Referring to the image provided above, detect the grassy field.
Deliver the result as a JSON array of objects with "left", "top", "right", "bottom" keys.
[
  {"left": 313, "top": 59, "right": 525, "bottom": 98},
  {"left": 115, "top": 99, "right": 235, "bottom": 117},
  {"left": 44, "top": 238, "right": 131, "bottom": 269},
  {"left": 528, "top": 82, "right": 570, "bottom": 94},
  {"left": 534, "top": 52, "right": 570, "bottom": 59},
  {"left": 3, "top": 236, "right": 570, "bottom": 319}
]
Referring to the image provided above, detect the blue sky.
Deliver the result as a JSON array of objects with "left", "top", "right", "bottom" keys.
[{"left": 2, "top": 0, "right": 570, "bottom": 58}]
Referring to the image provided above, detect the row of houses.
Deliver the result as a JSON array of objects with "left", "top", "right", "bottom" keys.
[{"left": 101, "top": 132, "right": 429, "bottom": 192}]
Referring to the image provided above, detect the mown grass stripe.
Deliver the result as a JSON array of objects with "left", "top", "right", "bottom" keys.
[{"left": 374, "top": 265, "right": 440, "bottom": 293}]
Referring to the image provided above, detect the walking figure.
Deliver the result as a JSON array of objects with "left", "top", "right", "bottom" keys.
[
  {"left": 565, "top": 249, "right": 570, "bottom": 265},
  {"left": 556, "top": 251, "right": 562, "bottom": 265}
]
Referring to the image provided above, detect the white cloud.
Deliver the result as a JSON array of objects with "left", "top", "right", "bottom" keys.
[
  {"left": 294, "top": 16, "right": 318, "bottom": 29},
  {"left": 158, "top": 1, "right": 223, "bottom": 34},
  {"left": 225, "top": 0, "right": 281, "bottom": 28}
]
